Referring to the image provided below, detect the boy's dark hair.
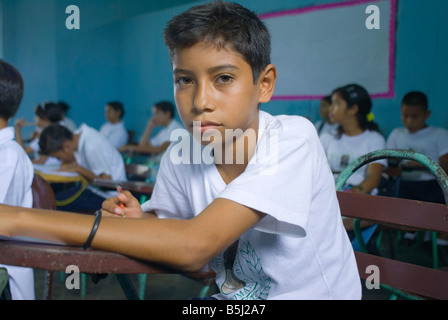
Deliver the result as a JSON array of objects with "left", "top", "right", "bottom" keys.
[
  {"left": 322, "top": 95, "right": 332, "bottom": 105},
  {"left": 0, "top": 60, "right": 24, "bottom": 120},
  {"left": 163, "top": 1, "right": 271, "bottom": 83},
  {"left": 39, "top": 124, "right": 73, "bottom": 155},
  {"left": 106, "top": 101, "right": 125, "bottom": 119},
  {"left": 401, "top": 91, "right": 428, "bottom": 111},
  {"left": 57, "top": 101, "right": 70, "bottom": 114},
  {"left": 332, "top": 83, "right": 380, "bottom": 138},
  {"left": 35, "top": 102, "right": 63, "bottom": 123},
  {"left": 154, "top": 101, "right": 175, "bottom": 119}
]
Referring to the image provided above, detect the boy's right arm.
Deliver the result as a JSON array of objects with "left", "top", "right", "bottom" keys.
[{"left": 0, "top": 197, "right": 263, "bottom": 272}]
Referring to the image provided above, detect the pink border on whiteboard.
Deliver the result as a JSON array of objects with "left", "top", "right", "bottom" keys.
[{"left": 259, "top": 0, "right": 397, "bottom": 100}]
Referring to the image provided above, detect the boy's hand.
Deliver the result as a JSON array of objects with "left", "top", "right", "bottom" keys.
[{"left": 101, "top": 190, "right": 143, "bottom": 218}]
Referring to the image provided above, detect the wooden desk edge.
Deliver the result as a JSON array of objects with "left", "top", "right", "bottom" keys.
[{"left": 0, "top": 240, "right": 215, "bottom": 283}]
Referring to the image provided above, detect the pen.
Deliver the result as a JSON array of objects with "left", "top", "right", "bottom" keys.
[{"left": 117, "top": 185, "right": 125, "bottom": 216}]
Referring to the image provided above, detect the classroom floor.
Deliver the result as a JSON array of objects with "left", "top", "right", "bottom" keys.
[{"left": 32, "top": 230, "right": 444, "bottom": 300}]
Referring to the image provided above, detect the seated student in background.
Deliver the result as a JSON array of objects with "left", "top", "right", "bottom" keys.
[
  {"left": 386, "top": 91, "right": 448, "bottom": 204},
  {"left": 320, "top": 84, "right": 387, "bottom": 234},
  {"left": 99, "top": 101, "right": 129, "bottom": 149},
  {"left": 0, "top": 59, "right": 35, "bottom": 300},
  {"left": 314, "top": 95, "right": 338, "bottom": 136},
  {"left": 57, "top": 101, "right": 77, "bottom": 132},
  {"left": 119, "top": 101, "right": 182, "bottom": 155},
  {"left": 0, "top": 2, "right": 361, "bottom": 300},
  {"left": 38, "top": 124, "right": 127, "bottom": 212},
  {"left": 15, "top": 101, "right": 66, "bottom": 165}
]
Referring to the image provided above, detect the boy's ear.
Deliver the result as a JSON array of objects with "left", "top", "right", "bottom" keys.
[
  {"left": 425, "top": 110, "right": 431, "bottom": 120},
  {"left": 257, "top": 64, "right": 277, "bottom": 104}
]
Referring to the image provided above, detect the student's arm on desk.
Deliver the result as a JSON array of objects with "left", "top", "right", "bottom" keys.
[
  {"left": 119, "top": 141, "right": 170, "bottom": 155},
  {"left": 59, "top": 161, "right": 111, "bottom": 182},
  {"left": 0, "top": 196, "right": 263, "bottom": 273}
]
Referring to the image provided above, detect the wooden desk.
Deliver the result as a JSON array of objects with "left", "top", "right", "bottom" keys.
[
  {"left": 0, "top": 240, "right": 214, "bottom": 300},
  {"left": 34, "top": 164, "right": 84, "bottom": 184}
]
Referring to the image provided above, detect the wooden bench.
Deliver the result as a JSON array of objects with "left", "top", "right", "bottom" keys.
[{"left": 337, "top": 191, "right": 448, "bottom": 299}]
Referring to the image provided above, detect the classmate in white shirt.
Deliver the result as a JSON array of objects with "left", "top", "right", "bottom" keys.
[
  {"left": 38, "top": 124, "right": 127, "bottom": 212},
  {"left": 0, "top": 2, "right": 361, "bottom": 300},
  {"left": 99, "top": 101, "right": 129, "bottom": 149},
  {"left": 320, "top": 84, "right": 386, "bottom": 242},
  {"left": 386, "top": 91, "right": 448, "bottom": 204},
  {"left": 119, "top": 101, "right": 183, "bottom": 155},
  {"left": 314, "top": 95, "right": 338, "bottom": 137},
  {"left": 0, "top": 59, "right": 35, "bottom": 300}
]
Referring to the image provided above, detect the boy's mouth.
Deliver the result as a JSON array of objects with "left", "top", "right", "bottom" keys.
[{"left": 191, "top": 120, "right": 222, "bottom": 133}]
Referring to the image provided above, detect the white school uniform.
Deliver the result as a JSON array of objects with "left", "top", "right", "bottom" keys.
[
  {"left": 99, "top": 121, "right": 129, "bottom": 149},
  {"left": 386, "top": 126, "right": 448, "bottom": 181},
  {"left": 0, "top": 127, "right": 35, "bottom": 300},
  {"left": 150, "top": 119, "right": 184, "bottom": 147},
  {"left": 75, "top": 124, "right": 127, "bottom": 198},
  {"left": 142, "top": 111, "right": 361, "bottom": 300},
  {"left": 320, "top": 130, "right": 387, "bottom": 189}
]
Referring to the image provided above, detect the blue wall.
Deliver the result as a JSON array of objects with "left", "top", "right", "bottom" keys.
[{"left": 3, "top": 0, "right": 448, "bottom": 139}]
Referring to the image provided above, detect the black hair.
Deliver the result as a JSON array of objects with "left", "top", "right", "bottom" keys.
[
  {"left": 35, "top": 102, "right": 63, "bottom": 123},
  {"left": 163, "top": 1, "right": 271, "bottom": 83},
  {"left": 321, "top": 95, "right": 332, "bottom": 105},
  {"left": 57, "top": 101, "right": 70, "bottom": 113},
  {"left": 401, "top": 91, "right": 428, "bottom": 111},
  {"left": 332, "top": 83, "right": 380, "bottom": 138},
  {"left": 0, "top": 60, "right": 24, "bottom": 120},
  {"left": 154, "top": 101, "right": 175, "bottom": 119},
  {"left": 106, "top": 101, "right": 125, "bottom": 119},
  {"left": 39, "top": 124, "right": 73, "bottom": 155}
]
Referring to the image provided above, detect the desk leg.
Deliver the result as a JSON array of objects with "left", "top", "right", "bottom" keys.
[{"left": 115, "top": 274, "right": 141, "bottom": 300}]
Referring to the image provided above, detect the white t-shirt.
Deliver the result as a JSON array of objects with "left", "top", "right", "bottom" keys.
[
  {"left": 142, "top": 111, "right": 361, "bottom": 300},
  {"left": 0, "top": 126, "right": 35, "bottom": 300},
  {"left": 150, "top": 119, "right": 184, "bottom": 147},
  {"left": 314, "top": 120, "right": 338, "bottom": 137},
  {"left": 75, "top": 124, "right": 127, "bottom": 197},
  {"left": 99, "top": 121, "right": 128, "bottom": 149},
  {"left": 386, "top": 126, "right": 448, "bottom": 181},
  {"left": 320, "top": 130, "right": 387, "bottom": 188}
]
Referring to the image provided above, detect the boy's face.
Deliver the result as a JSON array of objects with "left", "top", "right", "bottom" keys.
[
  {"left": 105, "top": 105, "right": 121, "bottom": 123},
  {"left": 400, "top": 103, "right": 430, "bottom": 134},
  {"left": 50, "top": 140, "right": 76, "bottom": 163},
  {"left": 171, "top": 41, "right": 275, "bottom": 146}
]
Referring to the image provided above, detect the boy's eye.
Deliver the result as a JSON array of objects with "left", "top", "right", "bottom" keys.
[
  {"left": 175, "top": 77, "right": 193, "bottom": 86},
  {"left": 216, "top": 74, "right": 234, "bottom": 84}
]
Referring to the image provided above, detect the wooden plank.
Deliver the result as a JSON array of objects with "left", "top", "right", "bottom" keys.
[
  {"left": 355, "top": 251, "right": 448, "bottom": 300},
  {"left": 337, "top": 191, "right": 448, "bottom": 233}
]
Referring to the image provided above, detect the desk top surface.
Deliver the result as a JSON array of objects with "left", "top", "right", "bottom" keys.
[{"left": 0, "top": 240, "right": 213, "bottom": 281}]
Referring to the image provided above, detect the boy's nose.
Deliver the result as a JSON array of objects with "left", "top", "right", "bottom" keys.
[{"left": 193, "top": 83, "right": 213, "bottom": 112}]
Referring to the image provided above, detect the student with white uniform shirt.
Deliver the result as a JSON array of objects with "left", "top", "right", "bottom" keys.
[
  {"left": 38, "top": 124, "right": 127, "bottom": 212},
  {"left": 386, "top": 91, "right": 448, "bottom": 204},
  {"left": 320, "top": 84, "right": 386, "bottom": 247},
  {"left": 119, "top": 101, "right": 183, "bottom": 155},
  {"left": 0, "top": 59, "right": 35, "bottom": 300},
  {"left": 99, "top": 101, "right": 129, "bottom": 149}
]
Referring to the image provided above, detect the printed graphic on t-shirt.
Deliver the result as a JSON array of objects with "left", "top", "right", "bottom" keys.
[{"left": 213, "top": 239, "right": 271, "bottom": 300}]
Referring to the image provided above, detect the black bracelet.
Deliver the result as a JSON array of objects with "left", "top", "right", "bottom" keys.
[{"left": 83, "top": 209, "right": 102, "bottom": 249}]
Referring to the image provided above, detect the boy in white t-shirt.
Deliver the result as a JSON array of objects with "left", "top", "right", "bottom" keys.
[
  {"left": 0, "top": 59, "right": 35, "bottom": 300},
  {"left": 0, "top": 2, "right": 361, "bottom": 300},
  {"left": 99, "top": 101, "right": 129, "bottom": 149},
  {"left": 119, "top": 101, "right": 183, "bottom": 155},
  {"left": 386, "top": 91, "right": 448, "bottom": 204},
  {"left": 38, "top": 124, "right": 127, "bottom": 212}
]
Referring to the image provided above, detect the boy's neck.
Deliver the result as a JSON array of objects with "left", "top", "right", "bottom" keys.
[
  {"left": 0, "top": 118, "right": 8, "bottom": 130},
  {"left": 214, "top": 129, "right": 258, "bottom": 184}
]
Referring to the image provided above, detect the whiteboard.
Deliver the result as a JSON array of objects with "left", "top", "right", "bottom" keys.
[{"left": 260, "top": 0, "right": 396, "bottom": 100}]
